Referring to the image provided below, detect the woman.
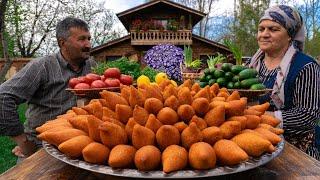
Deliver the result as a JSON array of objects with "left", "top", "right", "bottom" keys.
[{"left": 249, "top": 5, "right": 320, "bottom": 160}]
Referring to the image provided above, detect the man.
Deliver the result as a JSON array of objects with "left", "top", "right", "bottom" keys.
[{"left": 0, "top": 17, "right": 96, "bottom": 159}]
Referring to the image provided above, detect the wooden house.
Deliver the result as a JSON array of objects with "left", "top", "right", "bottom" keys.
[{"left": 90, "top": 0, "right": 232, "bottom": 65}]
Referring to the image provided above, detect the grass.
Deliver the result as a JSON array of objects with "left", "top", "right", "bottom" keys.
[{"left": 0, "top": 103, "right": 27, "bottom": 174}]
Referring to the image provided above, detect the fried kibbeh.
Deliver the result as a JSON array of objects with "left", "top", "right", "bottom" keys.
[
  {"left": 115, "top": 104, "right": 132, "bottom": 124},
  {"left": 189, "top": 142, "right": 216, "bottom": 170},
  {"left": 248, "top": 102, "right": 270, "bottom": 113},
  {"left": 159, "top": 79, "right": 172, "bottom": 91},
  {"left": 132, "top": 124, "right": 155, "bottom": 149},
  {"left": 254, "top": 128, "right": 282, "bottom": 145},
  {"left": 38, "top": 128, "right": 87, "bottom": 147},
  {"left": 83, "top": 101, "right": 103, "bottom": 119},
  {"left": 144, "top": 85, "right": 164, "bottom": 102},
  {"left": 219, "top": 121, "right": 242, "bottom": 139},
  {"left": 177, "top": 104, "right": 195, "bottom": 123},
  {"left": 57, "top": 112, "right": 76, "bottom": 119},
  {"left": 129, "top": 86, "right": 146, "bottom": 108},
  {"left": 134, "top": 145, "right": 161, "bottom": 171},
  {"left": 202, "top": 126, "right": 223, "bottom": 145},
  {"left": 177, "top": 87, "right": 193, "bottom": 105},
  {"left": 157, "top": 107, "right": 179, "bottom": 125},
  {"left": 145, "top": 114, "right": 163, "bottom": 133},
  {"left": 162, "top": 145, "right": 188, "bottom": 173},
  {"left": 191, "top": 82, "right": 201, "bottom": 93},
  {"left": 209, "top": 100, "right": 229, "bottom": 109},
  {"left": 144, "top": 98, "right": 163, "bottom": 114},
  {"left": 260, "top": 114, "right": 281, "bottom": 127},
  {"left": 87, "top": 115, "right": 104, "bottom": 142},
  {"left": 189, "top": 115, "right": 207, "bottom": 130},
  {"left": 179, "top": 79, "right": 192, "bottom": 90},
  {"left": 213, "top": 140, "right": 249, "bottom": 166},
  {"left": 100, "top": 90, "right": 128, "bottom": 111},
  {"left": 164, "top": 95, "right": 180, "bottom": 111},
  {"left": 102, "top": 117, "right": 125, "bottom": 129},
  {"left": 210, "top": 83, "right": 219, "bottom": 95},
  {"left": 125, "top": 118, "right": 138, "bottom": 140},
  {"left": 231, "top": 132, "right": 275, "bottom": 157},
  {"left": 173, "top": 121, "right": 188, "bottom": 133},
  {"left": 244, "top": 115, "right": 261, "bottom": 129},
  {"left": 102, "top": 107, "right": 118, "bottom": 120},
  {"left": 108, "top": 145, "right": 137, "bottom": 168},
  {"left": 41, "top": 125, "right": 73, "bottom": 133},
  {"left": 204, "top": 105, "right": 225, "bottom": 127},
  {"left": 36, "top": 120, "right": 72, "bottom": 133},
  {"left": 192, "top": 98, "right": 209, "bottom": 116},
  {"left": 226, "top": 91, "right": 240, "bottom": 101},
  {"left": 82, "top": 142, "right": 110, "bottom": 164},
  {"left": 216, "top": 91, "right": 229, "bottom": 99},
  {"left": 156, "top": 125, "right": 180, "bottom": 150},
  {"left": 211, "top": 97, "right": 226, "bottom": 102},
  {"left": 258, "top": 123, "right": 284, "bottom": 135},
  {"left": 227, "top": 116, "right": 247, "bottom": 130},
  {"left": 99, "top": 121, "right": 128, "bottom": 148},
  {"left": 181, "top": 122, "right": 203, "bottom": 149},
  {"left": 162, "top": 84, "right": 178, "bottom": 100},
  {"left": 243, "top": 108, "right": 263, "bottom": 116},
  {"left": 225, "top": 98, "right": 247, "bottom": 117},
  {"left": 72, "top": 107, "right": 89, "bottom": 115},
  {"left": 58, "top": 135, "right": 93, "bottom": 158},
  {"left": 194, "top": 86, "right": 211, "bottom": 101},
  {"left": 68, "top": 115, "right": 89, "bottom": 133},
  {"left": 120, "top": 85, "right": 131, "bottom": 103},
  {"left": 133, "top": 105, "right": 149, "bottom": 126}
]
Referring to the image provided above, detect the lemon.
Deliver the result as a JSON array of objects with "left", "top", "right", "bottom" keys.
[
  {"left": 137, "top": 75, "right": 151, "bottom": 87},
  {"left": 170, "top": 80, "right": 178, "bottom": 87},
  {"left": 155, "top": 72, "right": 168, "bottom": 84}
]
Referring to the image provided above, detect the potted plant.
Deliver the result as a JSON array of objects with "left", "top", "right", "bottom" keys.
[
  {"left": 181, "top": 45, "right": 202, "bottom": 73},
  {"left": 207, "top": 53, "right": 226, "bottom": 70},
  {"left": 224, "top": 39, "right": 242, "bottom": 65}
]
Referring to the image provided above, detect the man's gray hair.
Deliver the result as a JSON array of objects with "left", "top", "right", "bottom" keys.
[{"left": 56, "top": 17, "right": 89, "bottom": 43}]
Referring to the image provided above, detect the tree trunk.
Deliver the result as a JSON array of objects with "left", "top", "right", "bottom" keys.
[{"left": 0, "top": 0, "right": 13, "bottom": 83}]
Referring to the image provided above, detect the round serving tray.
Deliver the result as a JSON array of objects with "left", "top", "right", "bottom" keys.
[
  {"left": 227, "top": 89, "right": 273, "bottom": 102},
  {"left": 43, "top": 137, "right": 284, "bottom": 179},
  {"left": 66, "top": 87, "right": 120, "bottom": 99}
]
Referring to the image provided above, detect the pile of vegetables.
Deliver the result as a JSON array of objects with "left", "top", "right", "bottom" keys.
[{"left": 144, "top": 44, "right": 184, "bottom": 81}]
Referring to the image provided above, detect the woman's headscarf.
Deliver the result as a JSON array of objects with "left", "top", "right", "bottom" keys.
[{"left": 249, "top": 5, "right": 306, "bottom": 109}]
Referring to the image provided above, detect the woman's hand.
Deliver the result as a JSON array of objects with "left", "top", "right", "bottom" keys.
[{"left": 11, "top": 134, "right": 37, "bottom": 157}]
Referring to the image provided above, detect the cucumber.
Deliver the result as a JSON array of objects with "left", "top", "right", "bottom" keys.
[
  {"left": 225, "top": 72, "right": 234, "bottom": 81},
  {"left": 205, "top": 75, "right": 213, "bottom": 81},
  {"left": 221, "top": 63, "right": 233, "bottom": 72},
  {"left": 240, "top": 78, "right": 260, "bottom": 89},
  {"left": 213, "top": 69, "right": 225, "bottom": 79},
  {"left": 199, "top": 74, "right": 207, "bottom": 82},
  {"left": 234, "top": 81, "right": 241, "bottom": 89},
  {"left": 216, "top": 77, "right": 227, "bottom": 87},
  {"left": 204, "top": 68, "right": 211, "bottom": 75},
  {"left": 227, "top": 81, "right": 234, "bottom": 89},
  {"left": 232, "top": 75, "right": 240, "bottom": 82},
  {"left": 208, "top": 79, "right": 216, "bottom": 86},
  {"left": 199, "top": 81, "right": 208, "bottom": 88},
  {"left": 239, "top": 68, "right": 258, "bottom": 80},
  {"left": 250, "top": 83, "right": 266, "bottom": 90},
  {"left": 231, "top": 65, "right": 247, "bottom": 74}
]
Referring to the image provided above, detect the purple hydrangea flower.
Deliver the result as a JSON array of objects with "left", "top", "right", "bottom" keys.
[{"left": 144, "top": 44, "right": 183, "bottom": 81}]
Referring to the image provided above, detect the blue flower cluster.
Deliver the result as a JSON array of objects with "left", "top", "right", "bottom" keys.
[{"left": 144, "top": 44, "right": 183, "bottom": 81}]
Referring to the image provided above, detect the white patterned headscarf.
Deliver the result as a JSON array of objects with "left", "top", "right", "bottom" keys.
[{"left": 249, "top": 5, "right": 306, "bottom": 109}]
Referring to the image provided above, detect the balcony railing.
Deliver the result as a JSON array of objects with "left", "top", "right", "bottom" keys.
[{"left": 130, "top": 30, "right": 192, "bottom": 45}]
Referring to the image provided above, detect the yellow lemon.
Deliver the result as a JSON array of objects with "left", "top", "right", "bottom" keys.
[
  {"left": 137, "top": 75, "right": 150, "bottom": 87},
  {"left": 155, "top": 72, "right": 168, "bottom": 84},
  {"left": 171, "top": 80, "right": 178, "bottom": 87}
]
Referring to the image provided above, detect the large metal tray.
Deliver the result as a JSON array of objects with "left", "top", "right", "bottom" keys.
[{"left": 43, "top": 137, "right": 284, "bottom": 179}]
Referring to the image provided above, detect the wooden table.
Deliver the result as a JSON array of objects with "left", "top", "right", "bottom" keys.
[{"left": 1, "top": 142, "right": 319, "bottom": 180}]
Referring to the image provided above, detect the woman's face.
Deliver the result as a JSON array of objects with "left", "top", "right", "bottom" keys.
[{"left": 257, "top": 20, "right": 291, "bottom": 54}]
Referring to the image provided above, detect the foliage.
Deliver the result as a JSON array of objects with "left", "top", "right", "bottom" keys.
[
  {"left": 188, "top": 59, "right": 202, "bottom": 69},
  {"left": 91, "top": 57, "right": 159, "bottom": 81},
  {"left": 144, "top": 44, "right": 184, "bottom": 81},
  {"left": 224, "top": 39, "right": 243, "bottom": 65},
  {"left": 207, "top": 53, "right": 226, "bottom": 69},
  {"left": 183, "top": 45, "right": 193, "bottom": 68}
]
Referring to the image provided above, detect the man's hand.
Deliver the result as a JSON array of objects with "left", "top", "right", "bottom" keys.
[{"left": 11, "top": 134, "right": 37, "bottom": 157}]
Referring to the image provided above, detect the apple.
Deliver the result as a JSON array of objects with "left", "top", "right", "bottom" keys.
[
  {"left": 119, "top": 74, "right": 133, "bottom": 85},
  {"left": 68, "top": 77, "right": 81, "bottom": 88},
  {"left": 74, "top": 83, "right": 90, "bottom": 89},
  {"left": 105, "top": 78, "right": 120, "bottom": 87},
  {"left": 91, "top": 80, "right": 106, "bottom": 88},
  {"left": 104, "top": 68, "right": 121, "bottom": 79}
]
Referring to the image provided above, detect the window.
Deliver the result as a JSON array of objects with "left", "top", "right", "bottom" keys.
[{"left": 106, "top": 56, "right": 122, "bottom": 61}]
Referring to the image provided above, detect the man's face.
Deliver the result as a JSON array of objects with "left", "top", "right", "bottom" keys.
[{"left": 60, "top": 27, "right": 91, "bottom": 64}]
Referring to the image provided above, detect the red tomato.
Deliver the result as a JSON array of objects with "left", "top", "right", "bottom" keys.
[
  {"left": 78, "top": 76, "right": 87, "bottom": 83},
  {"left": 104, "top": 68, "right": 121, "bottom": 79},
  {"left": 105, "top": 78, "right": 120, "bottom": 87},
  {"left": 91, "top": 80, "right": 106, "bottom": 88},
  {"left": 68, "top": 78, "right": 81, "bottom": 88},
  {"left": 84, "top": 73, "right": 101, "bottom": 84},
  {"left": 119, "top": 74, "right": 133, "bottom": 85},
  {"left": 100, "top": 75, "right": 106, "bottom": 82},
  {"left": 74, "top": 83, "right": 90, "bottom": 89}
]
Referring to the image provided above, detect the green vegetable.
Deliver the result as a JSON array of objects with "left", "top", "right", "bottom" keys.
[
  {"left": 216, "top": 77, "right": 227, "bottom": 87},
  {"left": 213, "top": 69, "right": 225, "bottom": 79},
  {"left": 199, "top": 74, "right": 207, "bottom": 82},
  {"left": 227, "top": 81, "right": 234, "bottom": 89},
  {"left": 223, "top": 39, "right": 243, "bottom": 65},
  {"left": 240, "top": 78, "right": 260, "bottom": 89},
  {"left": 250, "top": 83, "right": 266, "bottom": 90},
  {"left": 208, "top": 79, "right": 216, "bottom": 86},
  {"left": 221, "top": 63, "right": 232, "bottom": 72},
  {"left": 239, "top": 68, "right": 258, "bottom": 80},
  {"left": 205, "top": 75, "right": 213, "bottom": 81},
  {"left": 207, "top": 53, "right": 226, "bottom": 70},
  {"left": 225, "top": 72, "right": 234, "bottom": 81},
  {"left": 234, "top": 82, "right": 241, "bottom": 89},
  {"left": 231, "top": 65, "right": 247, "bottom": 74},
  {"left": 232, "top": 75, "right": 240, "bottom": 82},
  {"left": 199, "top": 81, "right": 208, "bottom": 88}
]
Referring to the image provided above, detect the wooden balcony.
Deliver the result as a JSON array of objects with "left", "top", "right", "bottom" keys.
[{"left": 130, "top": 30, "right": 192, "bottom": 45}]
